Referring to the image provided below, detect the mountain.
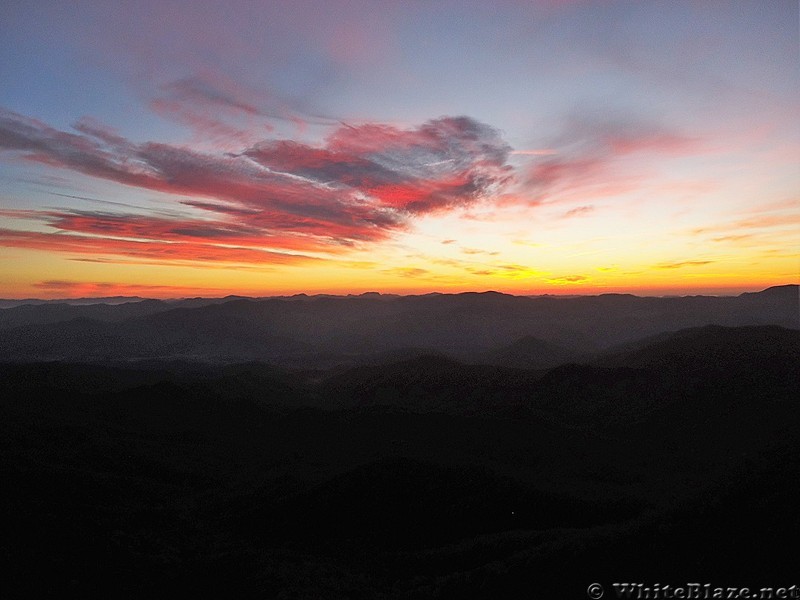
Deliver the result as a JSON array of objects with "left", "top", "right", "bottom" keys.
[
  {"left": 533, "top": 324, "right": 799, "bottom": 426},
  {"left": 1, "top": 320, "right": 798, "bottom": 597},
  {"left": 0, "top": 285, "right": 796, "bottom": 365},
  {"left": 598, "top": 323, "right": 800, "bottom": 373},
  {"left": 0, "top": 296, "right": 148, "bottom": 308},
  {"left": 479, "top": 335, "right": 577, "bottom": 368},
  {"left": 320, "top": 355, "right": 542, "bottom": 413},
  {"left": 0, "top": 298, "right": 168, "bottom": 330}
]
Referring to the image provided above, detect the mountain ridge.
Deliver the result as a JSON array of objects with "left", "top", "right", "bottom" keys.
[{"left": 0, "top": 285, "right": 795, "bottom": 364}]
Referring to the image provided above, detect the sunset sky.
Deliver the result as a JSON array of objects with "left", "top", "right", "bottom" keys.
[{"left": 1, "top": 0, "right": 798, "bottom": 298}]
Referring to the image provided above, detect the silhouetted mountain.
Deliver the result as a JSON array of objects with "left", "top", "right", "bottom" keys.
[
  {"left": 598, "top": 323, "right": 800, "bottom": 372},
  {"left": 0, "top": 285, "right": 796, "bottom": 365},
  {"left": 0, "top": 295, "right": 148, "bottom": 308},
  {"left": 480, "top": 335, "right": 577, "bottom": 368},
  {"left": 0, "top": 299, "right": 168, "bottom": 330},
  {"left": 739, "top": 283, "right": 798, "bottom": 298},
  {"left": 321, "top": 355, "right": 542, "bottom": 413},
  {"left": 533, "top": 325, "right": 799, "bottom": 427},
  {"left": 2, "top": 289, "right": 799, "bottom": 597},
  {"left": 250, "top": 457, "right": 641, "bottom": 552}
]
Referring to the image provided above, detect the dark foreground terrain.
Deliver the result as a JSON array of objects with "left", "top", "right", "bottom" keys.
[{"left": 1, "top": 288, "right": 799, "bottom": 598}]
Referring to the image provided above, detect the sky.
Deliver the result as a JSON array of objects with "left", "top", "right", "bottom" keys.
[{"left": 0, "top": 0, "right": 798, "bottom": 298}]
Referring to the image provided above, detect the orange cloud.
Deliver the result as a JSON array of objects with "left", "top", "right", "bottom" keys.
[
  {"left": 32, "top": 280, "right": 232, "bottom": 298},
  {"left": 545, "top": 275, "right": 589, "bottom": 284},
  {"left": 0, "top": 228, "right": 320, "bottom": 265}
]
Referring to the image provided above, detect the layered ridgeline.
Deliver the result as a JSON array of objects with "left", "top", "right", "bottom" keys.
[
  {"left": 1, "top": 285, "right": 798, "bottom": 597},
  {"left": 0, "top": 284, "right": 796, "bottom": 365},
  {"left": 1, "top": 321, "right": 798, "bottom": 597}
]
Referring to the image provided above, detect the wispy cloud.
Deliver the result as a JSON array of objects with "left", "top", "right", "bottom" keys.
[
  {"left": 0, "top": 108, "right": 512, "bottom": 265},
  {"left": 382, "top": 267, "right": 430, "bottom": 278},
  {"left": 511, "top": 149, "right": 558, "bottom": 156},
  {"left": 0, "top": 226, "right": 320, "bottom": 266},
  {"left": 655, "top": 260, "right": 714, "bottom": 270},
  {"left": 32, "top": 279, "right": 232, "bottom": 297},
  {"left": 561, "top": 205, "right": 594, "bottom": 218},
  {"left": 691, "top": 213, "right": 800, "bottom": 237},
  {"left": 544, "top": 274, "right": 588, "bottom": 284},
  {"left": 150, "top": 73, "right": 333, "bottom": 142},
  {"left": 521, "top": 115, "right": 704, "bottom": 204},
  {"left": 461, "top": 247, "right": 499, "bottom": 256}
]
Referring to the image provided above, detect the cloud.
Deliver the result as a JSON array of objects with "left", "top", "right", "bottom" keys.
[
  {"left": 461, "top": 247, "right": 499, "bottom": 256},
  {"left": 510, "top": 149, "right": 558, "bottom": 156},
  {"left": 545, "top": 274, "right": 588, "bottom": 284},
  {"left": 561, "top": 205, "right": 594, "bottom": 218},
  {"left": 31, "top": 279, "right": 232, "bottom": 298},
  {"left": 0, "top": 227, "right": 320, "bottom": 266},
  {"left": 245, "top": 116, "right": 512, "bottom": 213},
  {"left": 522, "top": 115, "right": 704, "bottom": 204},
  {"left": 0, "top": 108, "right": 512, "bottom": 265},
  {"left": 382, "top": 267, "right": 430, "bottom": 278},
  {"left": 710, "top": 234, "right": 754, "bottom": 243},
  {"left": 655, "top": 260, "right": 714, "bottom": 269},
  {"left": 469, "top": 263, "right": 543, "bottom": 279},
  {"left": 162, "top": 76, "right": 263, "bottom": 117},
  {"left": 692, "top": 213, "right": 800, "bottom": 236},
  {"left": 688, "top": 206, "right": 800, "bottom": 250},
  {"left": 149, "top": 73, "right": 333, "bottom": 143}
]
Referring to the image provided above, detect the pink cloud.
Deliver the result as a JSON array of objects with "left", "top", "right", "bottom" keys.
[
  {"left": 0, "top": 108, "right": 512, "bottom": 264},
  {"left": 149, "top": 73, "right": 329, "bottom": 143},
  {"left": 521, "top": 116, "right": 706, "bottom": 204}
]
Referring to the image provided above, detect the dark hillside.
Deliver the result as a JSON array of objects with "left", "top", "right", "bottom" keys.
[{"left": 1, "top": 313, "right": 798, "bottom": 597}]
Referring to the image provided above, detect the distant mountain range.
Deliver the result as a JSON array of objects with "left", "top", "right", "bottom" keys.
[
  {"left": 0, "top": 285, "right": 796, "bottom": 366},
  {"left": 2, "top": 322, "right": 797, "bottom": 418},
  {"left": 2, "top": 320, "right": 798, "bottom": 596}
]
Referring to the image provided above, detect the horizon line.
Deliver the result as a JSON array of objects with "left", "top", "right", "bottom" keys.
[{"left": 1, "top": 283, "right": 796, "bottom": 305}]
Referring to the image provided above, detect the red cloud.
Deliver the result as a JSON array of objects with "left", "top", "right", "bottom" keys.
[
  {"left": 246, "top": 117, "right": 512, "bottom": 213},
  {"left": 0, "top": 109, "right": 512, "bottom": 265}
]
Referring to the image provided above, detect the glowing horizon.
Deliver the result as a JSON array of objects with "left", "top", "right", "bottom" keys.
[{"left": 1, "top": 1, "right": 798, "bottom": 299}]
